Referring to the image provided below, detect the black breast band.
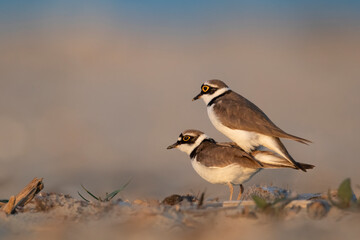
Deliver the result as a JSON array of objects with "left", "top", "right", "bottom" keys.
[
  {"left": 190, "top": 138, "right": 216, "bottom": 159},
  {"left": 207, "top": 90, "right": 231, "bottom": 107}
]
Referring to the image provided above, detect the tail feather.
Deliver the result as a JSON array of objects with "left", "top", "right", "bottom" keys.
[
  {"left": 272, "top": 128, "right": 312, "bottom": 145},
  {"left": 273, "top": 138, "right": 308, "bottom": 171},
  {"left": 282, "top": 133, "right": 312, "bottom": 145},
  {"left": 260, "top": 136, "right": 308, "bottom": 171},
  {"left": 298, "top": 162, "right": 315, "bottom": 170},
  {"left": 251, "top": 150, "right": 315, "bottom": 171}
]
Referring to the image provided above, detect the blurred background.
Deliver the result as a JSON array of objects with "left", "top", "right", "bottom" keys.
[{"left": 0, "top": 0, "right": 359, "bottom": 200}]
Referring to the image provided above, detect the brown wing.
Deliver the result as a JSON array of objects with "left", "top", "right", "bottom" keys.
[
  {"left": 213, "top": 92, "right": 311, "bottom": 144},
  {"left": 195, "top": 141, "right": 262, "bottom": 169}
]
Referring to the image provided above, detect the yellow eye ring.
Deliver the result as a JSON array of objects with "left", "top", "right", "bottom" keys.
[
  {"left": 183, "top": 136, "right": 191, "bottom": 141},
  {"left": 202, "top": 85, "right": 210, "bottom": 92}
]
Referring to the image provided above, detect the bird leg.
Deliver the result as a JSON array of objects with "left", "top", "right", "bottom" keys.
[
  {"left": 227, "top": 182, "right": 234, "bottom": 201},
  {"left": 236, "top": 184, "right": 244, "bottom": 201}
]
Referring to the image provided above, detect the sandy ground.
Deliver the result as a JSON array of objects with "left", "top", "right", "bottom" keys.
[{"left": 1, "top": 185, "right": 360, "bottom": 240}]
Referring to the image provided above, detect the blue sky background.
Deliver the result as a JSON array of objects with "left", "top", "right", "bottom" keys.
[{"left": 1, "top": 0, "right": 359, "bottom": 31}]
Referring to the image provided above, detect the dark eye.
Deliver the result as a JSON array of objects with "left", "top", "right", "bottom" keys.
[
  {"left": 183, "top": 136, "right": 191, "bottom": 141},
  {"left": 202, "top": 85, "right": 210, "bottom": 92}
]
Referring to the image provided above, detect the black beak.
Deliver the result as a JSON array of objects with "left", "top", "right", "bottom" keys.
[
  {"left": 167, "top": 142, "right": 179, "bottom": 149},
  {"left": 192, "top": 92, "right": 202, "bottom": 101}
]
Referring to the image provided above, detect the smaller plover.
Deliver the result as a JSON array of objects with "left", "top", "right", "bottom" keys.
[{"left": 167, "top": 129, "right": 314, "bottom": 200}]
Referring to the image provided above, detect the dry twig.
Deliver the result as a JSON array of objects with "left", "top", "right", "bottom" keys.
[{"left": 0, "top": 177, "right": 44, "bottom": 215}]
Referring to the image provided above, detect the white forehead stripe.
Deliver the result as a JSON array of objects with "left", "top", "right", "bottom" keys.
[
  {"left": 183, "top": 132, "right": 199, "bottom": 137},
  {"left": 204, "top": 81, "right": 216, "bottom": 87}
]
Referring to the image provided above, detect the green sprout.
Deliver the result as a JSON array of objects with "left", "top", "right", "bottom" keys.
[
  {"left": 328, "top": 178, "right": 358, "bottom": 209},
  {"left": 252, "top": 195, "right": 269, "bottom": 209},
  {"left": 78, "top": 179, "right": 131, "bottom": 202}
]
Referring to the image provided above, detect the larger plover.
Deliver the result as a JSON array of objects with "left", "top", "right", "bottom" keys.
[{"left": 192, "top": 79, "right": 311, "bottom": 171}]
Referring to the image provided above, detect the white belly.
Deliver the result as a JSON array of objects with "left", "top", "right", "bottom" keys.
[
  {"left": 191, "top": 158, "right": 260, "bottom": 185},
  {"left": 207, "top": 105, "right": 279, "bottom": 154}
]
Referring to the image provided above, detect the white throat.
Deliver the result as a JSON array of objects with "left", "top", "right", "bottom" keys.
[
  {"left": 201, "top": 87, "right": 230, "bottom": 105},
  {"left": 177, "top": 134, "right": 208, "bottom": 156}
]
